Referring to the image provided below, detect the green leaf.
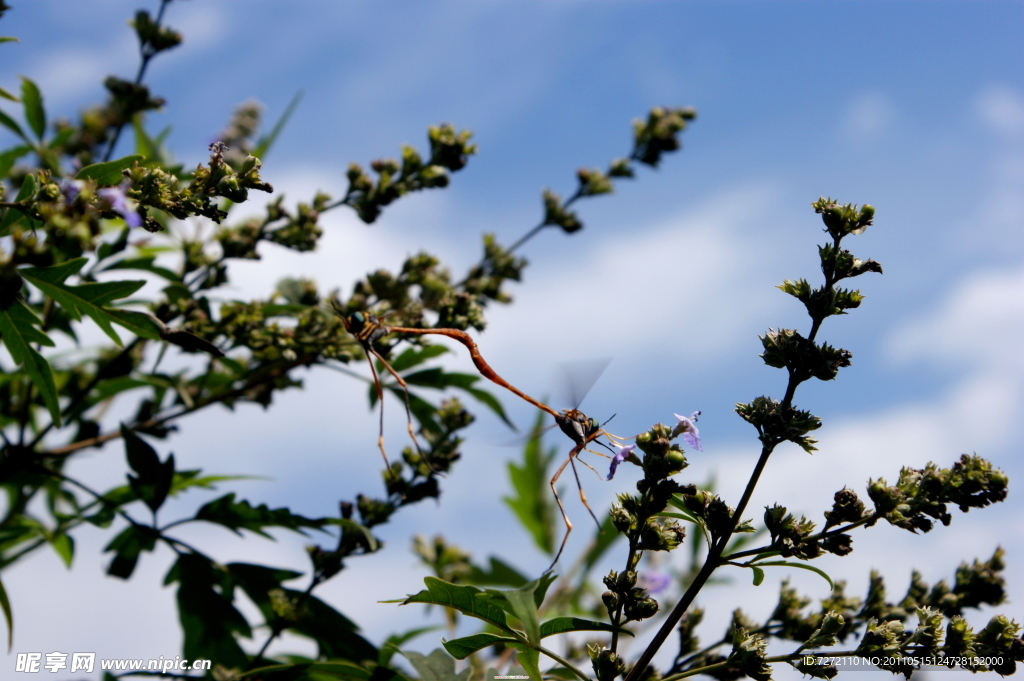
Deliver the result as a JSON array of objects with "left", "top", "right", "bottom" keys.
[
  {"left": 503, "top": 410, "right": 557, "bottom": 555},
  {"left": 402, "top": 649, "right": 470, "bottom": 681},
  {"left": 323, "top": 518, "right": 379, "bottom": 552},
  {"left": 173, "top": 554, "right": 250, "bottom": 671},
  {"left": 252, "top": 90, "right": 303, "bottom": 160},
  {"left": 103, "top": 525, "right": 157, "bottom": 579},
  {"left": 0, "top": 574, "right": 11, "bottom": 651},
  {"left": 0, "top": 86, "right": 16, "bottom": 102},
  {"left": 378, "top": 625, "right": 440, "bottom": 668},
  {"left": 0, "top": 107, "right": 28, "bottom": 143},
  {"left": 170, "top": 470, "right": 254, "bottom": 496},
  {"left": 227, "top": 562, "right": 378, "bottom": 663},
  {"left": 18, "top": 77, "right": 44, "bottom": 140},
  {"left": 582, "top": 512, "right": 622, "bottom": 575},
  {"left": 0, "top": 37, "right": 18, "bottom": 45},
  {"left": 467, "top": 556, "right": 529, "bottom": 588},
  {"left": 464, "top": 385, "right": 514, "bottom": 429},
  {"left": 104, "top": 308, "right": 163, "bottom": 340},
  {"left": 0, "top": 300, "right": 60, "bottom": 425},
  {"left": 381, "top": 343, "right": 448, "bottom": 373},
  {"left": 195, "top": 493, "right": 324, "bottom": 538},
  {"left": 751, "top": 566, "right": 765, "bottom": 586},
  {"left": 0, "top": 144, "right": 31, "bottom": 177},
  {"left": 102, "top": 256, "right": 181, "bottom": 282},
  {"left": 442, "top": 633, "right": 519, "bottom": 660},
  {"left": 538, "top": 617, "right": 633, "bottom": 639},
  {"left": 50, "top": 532, "right": 74, "bottom": 568},
  {"left": 505, "top": 586, "right": 541, "bottom": 645},
  {"left": 20, "top": 258, "right": 151, "bottom": 346},
  {"left": 399, "top": 577, "right": 511, "bottom": 633},
  {"left": 751, "top": 560, "right": 834, "bottom": 590},
  {"left": 121, "top": 425, "right": 174, "bottom": 513},
  {"left": 511, "top": 645, "right": 542, "bottom": 681},
  {"left": 132, "top": 115, "right": 170, "bottom": 165},
  {"left": 0, "top": 171, "right": 36, "bottom": 236},
  {"left": 75, "top": 154, "right": 143, "bottom": 186}
]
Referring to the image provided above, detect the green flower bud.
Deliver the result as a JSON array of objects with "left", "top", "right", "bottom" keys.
[
  {"left": 602, "top": 591, "right": 619, "bottom": 610},
  {"left": 611, "top": 504, "right": 634, "bottom": 532},
  {"left": 217, "top": 176, "right": 248, "bottom": 202},
  {"left": 624, "top": 596, "right": 659, "bottom": 621}
]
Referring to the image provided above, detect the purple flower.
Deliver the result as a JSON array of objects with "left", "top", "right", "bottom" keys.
[
  {"left": 60, "top": 179, "right": 85, "bottom": 203},
  {"left": 672, "top": 411, "right": 702, "bottom": 451},
  {"left": 97, "top": 183, "right": 142, "bottom": 228},
  {"left": 606, "top": 443, "right": 637, "bottom": 481},
  {"left": 639, "top": 571, "right": 672, "bottom": 595}
]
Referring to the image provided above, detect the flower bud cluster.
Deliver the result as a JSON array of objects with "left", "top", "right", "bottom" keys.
[
  {"left": 867, "top": 454, "right": 1008, "bottom": 533},
  {"left": 679, "top": 489, "right": 753, "bottom": 545},
  {"left": 735, "top": 396, "right": 821, "bottom": 452},
  {"left": 812, "top": 197, "right": 875, "bottom": 239},
  {"left": 631, "top": 106, "right": 697, "bottom": 167},
  {"left": 759, "top": 328, "right": 853, "bottom": 382},
  {"left": 589, "top": 644, "right": 627, "bottom": 681},
  {"left": 131, "top": 10, "right": 182, "bottom": 57},
  {"left": 344, "top": 124, "right": 475, "bottom": 224},
  {"left": 602, "top": 570, "right": 659, "bottom": 624}
]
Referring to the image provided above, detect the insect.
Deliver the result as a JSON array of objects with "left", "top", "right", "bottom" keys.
[
  {"left": 333, "top": 306, "right": 424, "bottom": 469},
  {"left": 334, "top": 306, "right": 627, "bottom": 568}
]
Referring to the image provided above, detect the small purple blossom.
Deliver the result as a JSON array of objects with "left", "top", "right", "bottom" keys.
[
  {"left": 606, "top": 443, "right": 636, "bottom": 481},
  {"left": 60, "top": 179, "right": 85, "bottom": 203},
  {"left": 672, "top": 411, "right": 702, "bottom": 451},
  {"left": 97, "top": 183, "right": 142, "bottom": 228},
  {"left": 639, "top": 572, "right": 672, "bottom": 595}
]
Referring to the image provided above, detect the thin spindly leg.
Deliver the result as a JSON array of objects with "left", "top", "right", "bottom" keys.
[
  {"left": 373, "top": 350, "right": 426, "bottom": 461},
  {"left": 366, "top": 355, "right": 390, "bottom": 468},
  {"left": 569, "top": 454, "right": 600, "bottom": 527},
  {"left": 575, "top": 453, "right": 607, "bottom": 481},
  {"left": 547, "top": 448, "right": 578, "bottom": 571}
]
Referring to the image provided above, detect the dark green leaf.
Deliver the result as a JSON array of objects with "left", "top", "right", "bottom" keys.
[
  {"left": 19, "top": 77, "right": 44, "bottom": 140},
  {"left": 503, "top": 411, "right": 556, "bottom": 555},
  {"left": 121, "top": 425, "right": 174, "bottom": 513},
  {"left": 0, "top": 107, "right": 28, "bottom": 143},
  {"left": 195, "top": 493, "right": 324, "bottom": 537},
  {"left": 20, "top": 258, "right": 151, "bottom": 345},
  {"left": 400, "top": 577, "right": 511, "bottom": 632},
  {"left": 442, "top": 633, "right": 518, "bottom": 660},
  {"left": 0, "top": 575, "right": 11, "bottom": 651},
  {"left": 103, "top": 525, "right": 157, "bottom": 579},
  {"left": 538, "top": 617, "right": 633, "bottom": 639},
  {"left": 170, "top": 470, "right": 254, "bottom": 496},
  {"left": 402, "top": 649, "right": 470, "bottom": 681},
  {"left": 75, "top": 154, "right": 144, "bottom": 186},
  {"left": 323, "top": 518, "right": 379, "bottom": 552},
  {"left": 174, "top": 554, "right": 250, "bottom": 670},
  {"left": 0, "top": 171, "right": 35, "bottom": 235},
  {"left": 0, "top": 301, "right": 60, "bottom": 425},
  {"left": 0, "top": 84, "right": 17, "bottom": 102},
  {"left": 0, "top": 144, "right": 31, "bottom": 177}
]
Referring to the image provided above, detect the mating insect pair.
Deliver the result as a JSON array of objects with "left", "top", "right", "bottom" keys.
[{"left": 333, "top": 305, "right": 629, "bottom": 566}]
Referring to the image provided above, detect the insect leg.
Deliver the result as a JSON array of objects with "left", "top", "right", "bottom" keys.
[
  {"left": 373, "top": 350, "right": 427, "bottom": 465},
  {"left": 547, "top": 448, "right": 578, "bottom": 571},
  {"left": 569, "top": 453, "right": 601, "bottom": 528},
  {"left": 366, "top": 352, "right": 390, "bottom": 468}
]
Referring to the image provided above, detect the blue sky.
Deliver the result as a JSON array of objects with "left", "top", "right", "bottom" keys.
[{"left": 2, "top": 1, "right": 1023, "bottom": 679}]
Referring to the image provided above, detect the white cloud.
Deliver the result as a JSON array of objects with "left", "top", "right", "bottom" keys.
[
  {"left": 976, "top": 85, "right": 1024, "bottom": 138},
  {"left": 842, "top": 92, "right": 894, "bottom": 141}
]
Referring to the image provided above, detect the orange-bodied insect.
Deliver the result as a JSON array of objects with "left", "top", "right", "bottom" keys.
[{"left": 334, "top": 307, "right": 628, "bottom": 567}]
